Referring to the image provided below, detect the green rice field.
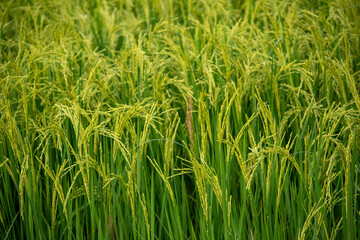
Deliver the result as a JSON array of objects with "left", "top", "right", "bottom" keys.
[{"left": 0, "top": 0, "right": 359, "bottom": 239}]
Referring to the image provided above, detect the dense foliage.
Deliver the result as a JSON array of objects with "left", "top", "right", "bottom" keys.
[{"left": 0, "top": 0, "right": 359, "bottom": 239}]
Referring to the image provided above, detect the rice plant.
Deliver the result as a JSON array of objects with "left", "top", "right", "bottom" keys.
[{"left": 0, "top": 0, "right": 359, "bottom": 239}]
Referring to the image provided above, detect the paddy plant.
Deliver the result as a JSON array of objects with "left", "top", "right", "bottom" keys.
[{"left": 0, "top": 0, "right": 359, "bottom": 239}]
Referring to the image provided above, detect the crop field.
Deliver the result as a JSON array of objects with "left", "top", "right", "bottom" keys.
[{"left": 0, "top": 0, "right": 359, "bottom": 239}]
